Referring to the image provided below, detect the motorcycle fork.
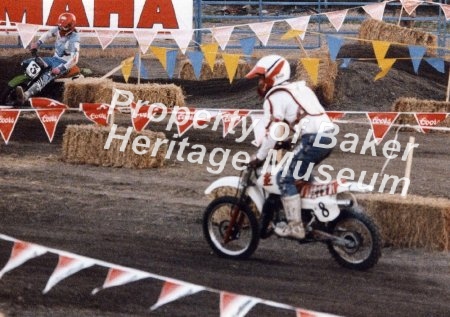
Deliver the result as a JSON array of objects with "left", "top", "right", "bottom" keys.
[{"left": 223, "top": 198, "right": 246, "bottom": 244}]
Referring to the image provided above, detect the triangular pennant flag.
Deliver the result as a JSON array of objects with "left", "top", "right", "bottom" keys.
[
  {"left": 221, "top": 110, "right": 250, "bottom": 137},
  {"left": 372, "top": 40, "right": 391, "bottom": 64},
  {"left": 408, "top": 45, "right": 427, "bottom": 74},
  {"left": 425, "top": 57, "right": 445, "bottom": 73},
  {"left": 362, "top": 2, "right": 387, "bottom": 21},
  {"left": 281, "top": 30, "right": 305, "bottom": 41},
  {"left": 414, "top": 113, "right": 448, "bottom": 133},
  {"left": 250, "top": 114, "right": 265, "bottom": 147},
  {"left": 340, "top": 58, "right": 352, "bottom": 68},
  {"left": 324, "top": 9, "right": 348, "bottom": 32},
  {"left": 166, "top": 50, "right": 178, "bottom": 79},
  {"left": 130, "top": 102, "right": 166, "bottom": 132},
  {"left": 95, "top": 29, "right": 120, "bottom": 50},
  {"left": 174, "top": 107, "right": 196, "bottom": 136},
  {"left": 43, "top": 255, "right": 96, "bottom": 294},
  {"left": 326, "top": 111, "right": 346, "bottom": 121},
  {"left": 151, "top": 280, "right": 205, "bottom": 311},
  {"left": 239, "top": 37, "right": 256, "bottom": 60},
  {"left": 0, "top": 109, "right": 20, "bottom": 144},
  {"left": 296, "top": 308, "right": 319, "bottom": 317},
  {"left": 220, "top": 292, "right": 260, "bottom": 317},
  {"left": 187, "top": 51, "right": 204, "bottom": 79},
  {"left": 285, "top": 16, "right": 311, "bottom": 40},
  {"left": 201, "top": 43, "right": 219, "bottom": 70},
  {"left": 248, "top": 21, "right": 274, "bottom": 46},
  {"left": 80, "top": 103, "right": 111, "bottom": 126},
  {"left": 29, "top": 98, "right": 67, "bottom": 142},
  {"left": 400, "top": 0, "right": 421, "bottom": 16},
  {"left": 140, "top": 60, "right": 150, "bottom": 80},
  {"left": 133, "top": 29, "right": 158, "bottom": 54},
  {"left": 367, "top": 112, "right": 400, "bottom": 144},
  {"left": 374, "top": 58, "right": 396, "bottom": 80},
  {"left": 121, "top": 56, "right": 134, "bottom": 83},
  {"left": 222, "top": 53, "right": 241, "bottom": 83},
  {"left": 171, "top": 29, "right": 194, "bottom": 54},
  {"left": 133, "top": 53, "right": 150, "bottom": 80},
  {"left": 326, "top": 35, "right": 344, "bottom": 61},
  {"left": 15, "top": 23, "right": 40, "bottom": 48},
  {"left": 301, "top": 58, "right": 320, "bottom": 85},
  {"left": 92, "top": 267, "right": 151, "bottom": 295},
  {"left": 151, "top": 46, "right": 168, "bottom": 70},
  {"left": 440, "top": 4, "right": 450, "bottom": 20},
  {"left": 210, "top": 26, "right": 235, "bottom": 50},
  {"left": 0, "top": 241, "right": 47, "bottom": 278}
]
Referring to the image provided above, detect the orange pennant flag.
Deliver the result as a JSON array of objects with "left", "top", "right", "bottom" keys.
[
  {"left": 300, "top": 58, "right": 320, "bottom": 85},
  {"left": 372, "top": 40, "right": 391, "bottom": 64},
  {"left": 200, "top": 43, "right": 219, "bottom": 71},
  {"left": 375, "top": 58, "right": 396, "bottom": 80},
  {"left": 222, "top": 53, "right": 241, "bottom": 83},
  {"left": 150, "top": 46, "right": 168, "bottom": 70},
  {"left": 121, "top": 56, "right": 134, "bottom": 83}
]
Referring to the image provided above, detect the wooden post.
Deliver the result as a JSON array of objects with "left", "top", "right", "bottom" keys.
[{"left": 402, "top": 136, "right": 415, "bottom": 197}]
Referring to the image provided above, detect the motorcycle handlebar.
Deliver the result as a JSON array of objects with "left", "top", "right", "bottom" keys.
[{"left": 30, "top": 48, "right": 38, "bottom": 57}]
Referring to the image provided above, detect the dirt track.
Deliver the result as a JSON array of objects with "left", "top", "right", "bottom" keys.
[{"left": 0, "top": 51, "right": 450, "bottom": 316}]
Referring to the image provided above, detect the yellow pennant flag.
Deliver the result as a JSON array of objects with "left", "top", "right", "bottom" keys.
[
  {"left": 372, "top": 40, "right": 391, "bottom": 64},
  {"left": 200, "top": 43, "right": 219, "bottom": 70},
  {"left": 300, "top": 58, "right": 320, "bottom": 86},
  {"left": 121, "top": 56, "right": 134, "bottom": 83},
  {"left": 375, "top": 58, "right": 396, "bottom": 80},
  {"left": 222, "top": 53, "right": 241, "bottom": 83},
  {"left": 281, "top": 29, "right": 304, "bottom": 40},
  {"left": 150, "top": 46, "right": 168, "bottom": 70}
]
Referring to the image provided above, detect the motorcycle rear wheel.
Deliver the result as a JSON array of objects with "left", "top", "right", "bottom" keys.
[
  {"left": 203, "top": 196, "right": 259, "bottom": 259},
  {"left": 327, "top": 208, "right": 382, "bottom": 270}
]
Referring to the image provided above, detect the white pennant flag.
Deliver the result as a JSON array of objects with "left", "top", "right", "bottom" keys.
[
  {"left": 324, "top": 9, "right": 349, "bottom": 32},
  {"left": 248, "top": 21, "right": 274, "bottom": 46},
  {"left": 95, "top": 29, "right": 120, "bottom": 50},
  {"left": 210, "top": 26, "right": 235, "bottom": 50},
  {"left": 151, "top": 280, "right": 205, "bottom": 310},
  {"left": 92, "top": 267, "right": 151, "bottom": 294},
  {"left": 285, "top": 16, "right": 311, "bottom": 40},
  {"left": 362, "top": 2, "right": 388, "bottom": 21},
  {"left": 43, "top": 255, "right": 96, "bottom": 294},
  {"left": 440, "top": 4, "right": 450, "bottom": 20},
  {"left": 0, "top": 241, "right": 47, "bottom": 278},
  {"left": 16, "top": 23, "right": 40, "bottom": 48},
  {"left": 220, "top": 292, "right": 261, "bottom": 317},
  {"left": 133, "top": 29, "right": 158, "bottom": 54},
  {"left": 171, "top": 29, "right": 194, "bottom": 54},
  {"left": 400, "top": 0, "right": 421, "bottom": 16}
]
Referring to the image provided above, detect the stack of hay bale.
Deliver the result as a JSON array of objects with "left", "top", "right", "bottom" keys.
[
  {"left": 392, "top": 97, "right": 450, "bottom": 128},
  {"left": 178, "top": 59, "right": 251, "bottom": 81}
]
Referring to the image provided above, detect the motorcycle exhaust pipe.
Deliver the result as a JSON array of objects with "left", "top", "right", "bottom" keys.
[{"left": 337, "top": 199, "right": 353, "bottom": 207}]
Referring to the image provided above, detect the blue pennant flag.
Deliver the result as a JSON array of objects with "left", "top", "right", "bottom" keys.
[
  {"left": 326, "top": 35, "right": 344, "bottom": 61},
  {"left": 166, "top": 50, "right": 178, "bottom": 79},
  {"left": 240, "top": 37, "right": 256, "bottom": 60},
  {"left": 187, "top": 51, "right": 204, "bottom": 80},
  {"left": 133, "top": 53, "right": 149, "bottom": 80},
  {"left": 425, "top": 57, "right": 445, "bottom": 73},
  {"left": 340, "top": 58, "right": 352, "bottom": 68},
  {"left": 408, "top": 45, "right": 427, "bottom": 74}
]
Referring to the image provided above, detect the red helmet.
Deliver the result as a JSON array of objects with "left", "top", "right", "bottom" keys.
[{"left": 57, "top": 12, "right": 76, "bottom": 36}]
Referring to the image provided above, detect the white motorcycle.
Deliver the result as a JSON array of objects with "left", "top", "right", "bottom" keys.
[{"left": 202, "top": 163, "right": 382, "bottom": 270}]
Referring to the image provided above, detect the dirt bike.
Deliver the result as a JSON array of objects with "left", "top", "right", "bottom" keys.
[
  {"left": 0, "top": 49, "right": 88, "bottom": 107},
  {"left": 202, "top": 163, "right": 382, "bottom": 270}
]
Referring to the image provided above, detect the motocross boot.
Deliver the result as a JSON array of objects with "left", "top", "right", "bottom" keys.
[
  {"left": 15, "top": 86, "right": 26, "bottom": 106},
  {"left": 275, "top": 194, "right": 305, "bottom": 239}
]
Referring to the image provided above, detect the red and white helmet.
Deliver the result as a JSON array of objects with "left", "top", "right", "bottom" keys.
[
  {"left": 245, "top": 55, "right": 290, "bottom": 97},
  {"left": 57, "top": 12, "right": 76, "bottom": 36}
]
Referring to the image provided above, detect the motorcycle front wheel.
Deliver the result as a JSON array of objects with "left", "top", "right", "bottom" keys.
[
  {"left": 327, "top": 208, "right": 382, "bottom": 270},
  {"left": 203, "top": 196, "right": 259, "bottom": 259}
]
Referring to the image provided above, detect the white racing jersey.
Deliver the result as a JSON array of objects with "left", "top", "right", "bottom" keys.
[{"left": 38, "top": 26, "right": 80, "bottom": 70}]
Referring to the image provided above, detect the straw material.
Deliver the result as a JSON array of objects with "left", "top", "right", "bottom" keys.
[
  {"left": 179, "top": 59, "right": 251, "bottom": 81},
  {"left": 358, "top": 194, "right": 450, "bottom": 251},
  {"left": 63, "top": 78, "right": 185, "bottom": 109},
  {"left": 392, "top": 97, "right": 450, "bottom": 128},
  {"left": 359, "top": 19, "right": 437, "bottom": 56},
  {"left": 62, "top": 125, "right": 167, "bottom": 169}
]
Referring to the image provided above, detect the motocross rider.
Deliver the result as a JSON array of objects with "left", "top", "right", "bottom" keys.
[
  {"left": 246, "top": 55, "right": 334, "bottom": 239},
  {"left": 16, "top": 12, "right": 80, "bottom": 106}
]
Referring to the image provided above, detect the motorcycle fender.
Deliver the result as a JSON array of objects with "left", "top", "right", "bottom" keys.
[
  {"left": 303, "top": 195, "right": 340, "bottom": 222},
  {"left": 204, "top": 176, "right": 265, "bottom": 213},
  {"left": 8, "top": 74, "right": 28, "bottom": 88},
  {"left": 337, "top": 181, "right": 374, "bottom": 193}
]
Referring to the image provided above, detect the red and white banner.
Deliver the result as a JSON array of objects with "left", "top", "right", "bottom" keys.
[
  {"left": 81, "top": 103, "right": 111, "bottom": 126},
  {"left": 326, "top": 111, "right": 346, "bottom": 122},
  {"left": 220, "top": 292, "right": 261, "bottom": 317},
  {"left": 0, "top": 241, "right": 47, "bottom": 278},
  {"left": 220, "top": 110, "right": 251, "bottom": 137},
  {"left": 92, "top": 267, "right": 151, "bottom": 295},
  {"left": 30, "top": 98, "right": 67, "bottom": 142},
  {"left": 367, "top": 112, "right": 400, "bottom": 144},
  {"left": 0, "top": 109, "right": 20, "bottom": 144},
  {"left": 175, "top": 107, "right": 210, "bottom": 136},
  {"left": 414, "top": 112, "right": 448, "bottom": 133},
  {"left": 151, "top": 280, "right": 205, "bottom": 310}
]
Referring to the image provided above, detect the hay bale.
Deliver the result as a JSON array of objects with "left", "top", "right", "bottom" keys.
[
  {"left": 294, "top": 50, "right": 338, "bottom": 106},
  {"left": 179, "top": 59, "right": 251, "bottom": 81},
  {"left": 62, "top": 124, "right": 167, "bottom": 169},
  {"left": 358, "top": 194, "right": 450, "bottom": 251},
  {"left": 63, "top": 78, "right": 185, "bottom": 109},
  {"left": 359, "top": 19, "right": 437, "bottom": 56},
  {"left": 392, "top": 97, "right": 450, "bottom": 127}
]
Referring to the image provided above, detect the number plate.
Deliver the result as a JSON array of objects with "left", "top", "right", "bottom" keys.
[{"left": 25, "top": 61, "right": 42, "bottom": 79}]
